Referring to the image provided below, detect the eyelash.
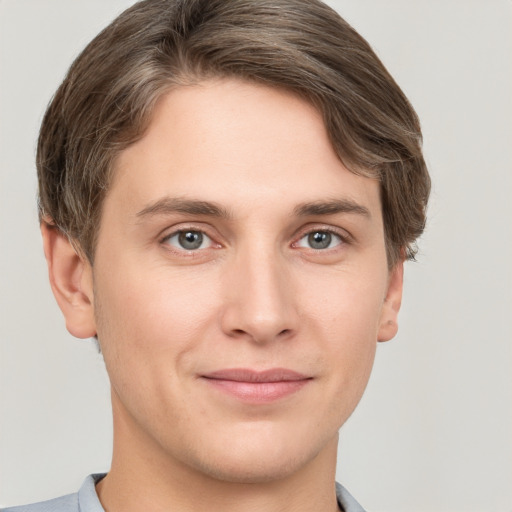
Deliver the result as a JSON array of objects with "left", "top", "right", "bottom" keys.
[
  {"left": 160, "top": 226, "right": 218, "bottom": 255},
  {"left": 293, "top": 227, "right": 350, "bottom": 251},
  {"left": 159, "top": 225, "right": 351, "bottom": 255}
]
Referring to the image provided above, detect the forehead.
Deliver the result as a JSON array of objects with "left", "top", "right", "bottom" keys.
[{"left": 109, "top": 78, "right": 381, "bottom": 220}]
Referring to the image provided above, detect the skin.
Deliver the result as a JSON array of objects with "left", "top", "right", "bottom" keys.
[{"left": 43, "top": 79, "right": 403, "bottom": 512}]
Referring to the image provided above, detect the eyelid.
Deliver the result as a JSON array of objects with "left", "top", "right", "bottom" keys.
[
  {"left": 159, "top": 224, "right": 222, "bottom": 251},
  {"left": 296, "top": 232, "right": 342, "bottom": 250},
  {"left": 164, "top": 230, "right": 213, "bottom": 250},
  {"left": 157, "top": 222, "right": 352, "bottom": 254},
  {"left": 291, "top": 224, "right": 353, "bottom": 247}
]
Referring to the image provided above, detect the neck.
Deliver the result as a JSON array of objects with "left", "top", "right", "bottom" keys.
[{"left": 96, "top": 392, "right": 340, "bottom": 512}]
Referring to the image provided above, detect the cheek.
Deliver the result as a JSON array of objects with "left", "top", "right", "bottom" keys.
[
  {"left": 303, "top": 266, "right": 386, "bottom": 340},
  {"left": 299, "top": 268, "right": 386, "bottom": 399},
  {"left": 92, "top": 263, "right": 221, "bottom": 371},
  {"left": 91, "top": 264, "right": 224, "bottom": 431}
]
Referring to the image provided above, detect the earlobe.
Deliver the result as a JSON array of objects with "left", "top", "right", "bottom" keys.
[
  {"left": 377, "top": 259, "right": 404, "bottom": 342},
  {"left": 41, "top": 221, "right": 97, "bottom": 339}
]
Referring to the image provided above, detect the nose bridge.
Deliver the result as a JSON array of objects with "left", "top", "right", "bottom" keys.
[{"left": 221, "top": 238, "right": 297, "bottom": 343}]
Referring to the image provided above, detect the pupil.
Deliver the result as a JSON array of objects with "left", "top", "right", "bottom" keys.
[
  {"left": 179, "top": 231, "right": 203, "bottom": 250},
  {"left": 309, "top": 231, "right": 331, "bottom": 249}
]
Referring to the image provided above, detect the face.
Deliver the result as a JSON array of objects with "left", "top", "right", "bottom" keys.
[{"left": 76, "top": 79, "right": 402, "bottom": 483}]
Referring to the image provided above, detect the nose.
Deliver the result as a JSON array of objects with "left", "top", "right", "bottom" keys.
[{"left": 220, "top": 246, "right": 299, "bottom": 344}]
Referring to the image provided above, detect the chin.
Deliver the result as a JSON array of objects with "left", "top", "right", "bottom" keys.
[
  {"left": 193, "top": 451, "right": 308, "bottom": 484},
  {"left": 180, "top": 426, "right": 335, "bottom": 485}
]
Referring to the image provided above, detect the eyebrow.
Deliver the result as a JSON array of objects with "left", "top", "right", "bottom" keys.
[
  {"left": 136, "top": 197, "right": 232, "bottom": 220},
  {"left": 136, "top": 197, "right": 370, "bottom": 222},
  {"left": 293, "top": 199, "right": 371, "bottom": 218}
]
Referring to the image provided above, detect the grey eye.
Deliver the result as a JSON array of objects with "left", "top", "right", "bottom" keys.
[
  {"left": 297, "top": 230, "right": 342, "bottom": 250},
  {"left": 165, "top": 230, "right": 211, "bottom": 250},
  {"left": 179, "top": 231, "right": 203, "bottom": 250},
  {"left": 308, "top": 231, "right": 332, "bottom": 249}
]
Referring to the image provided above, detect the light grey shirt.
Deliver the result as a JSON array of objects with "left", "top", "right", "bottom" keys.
[{"left": 2, "top": 474, "right": 366, "bottom": 512}]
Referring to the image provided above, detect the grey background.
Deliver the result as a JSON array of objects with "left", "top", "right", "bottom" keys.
[{"left": 1, "top": 1, "right": 511, "bottom": 510}]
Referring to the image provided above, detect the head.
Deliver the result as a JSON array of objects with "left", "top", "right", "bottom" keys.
[
  {"left": 39, "top": 0, "right": 430, "bottom": 488},
  {"left": 38, "top": 0, "right": 429, "bottom": 268}
]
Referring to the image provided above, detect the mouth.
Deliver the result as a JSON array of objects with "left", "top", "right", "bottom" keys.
[{"left": 201, "top": 368, "right": 312, "bottom": 403}]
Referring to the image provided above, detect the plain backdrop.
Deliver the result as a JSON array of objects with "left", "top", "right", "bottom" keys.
[{"left": 1, "top": 1, "right": 511, "bottom": 511}]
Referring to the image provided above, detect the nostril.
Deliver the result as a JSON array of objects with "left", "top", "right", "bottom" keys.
[{"left": 229, "top": 327, "right": 292, "bottom": 340}]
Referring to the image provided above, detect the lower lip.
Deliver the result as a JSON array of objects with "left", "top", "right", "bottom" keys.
[{"left": 203, "top": 378, "right": 310, "bottom": 403}]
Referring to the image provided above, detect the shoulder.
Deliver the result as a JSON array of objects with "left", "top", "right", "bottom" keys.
[
  {"left": 1, "top": 474, "right": 106, "bottom": 512},
  {"left": 1, "top": 492, "right": 78, "bottom": 512}
]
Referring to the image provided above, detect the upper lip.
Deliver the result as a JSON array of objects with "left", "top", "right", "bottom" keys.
[{"left": 202, "top": 368, "right": 311, "bottom": 383}]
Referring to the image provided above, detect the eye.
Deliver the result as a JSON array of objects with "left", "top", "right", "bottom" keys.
[
  {"left": 163, "top": 230, "right": 213, "bottom": 251},
  {"left": 296, "top": 230, "right": 343, "bottom": 250}
]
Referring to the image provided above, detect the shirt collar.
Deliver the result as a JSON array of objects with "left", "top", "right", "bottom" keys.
[
  {"left": 77, "top": 474, "right": 106, "bottom": 512},
  {"left": 78, "top": 474, "right": 366, "bottom": 512}
]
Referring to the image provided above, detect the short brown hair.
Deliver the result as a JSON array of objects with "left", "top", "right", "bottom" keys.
[{"left": 37, "top": 0, "right": 430, "bottom": 266}]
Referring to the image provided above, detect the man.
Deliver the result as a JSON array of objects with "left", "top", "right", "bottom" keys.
[{"left": 3, "top": 0, "right": 430, "bottom": 511}]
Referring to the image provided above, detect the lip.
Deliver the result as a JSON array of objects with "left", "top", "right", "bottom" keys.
[{"left": 201, "top": 368, "right": 312, "bottom": 403}]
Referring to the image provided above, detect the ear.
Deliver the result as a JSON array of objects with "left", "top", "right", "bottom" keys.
[
  {"left": 41, "top": 221, "right": 97, "bottom": 339},
  {"left": 377, "top": 259, "right": 404, "bottom": 342}
]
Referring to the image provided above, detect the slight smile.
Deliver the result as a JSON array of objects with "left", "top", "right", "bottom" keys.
[{"left": 201, "top": 368, "right": 313, "bottom": 403}]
